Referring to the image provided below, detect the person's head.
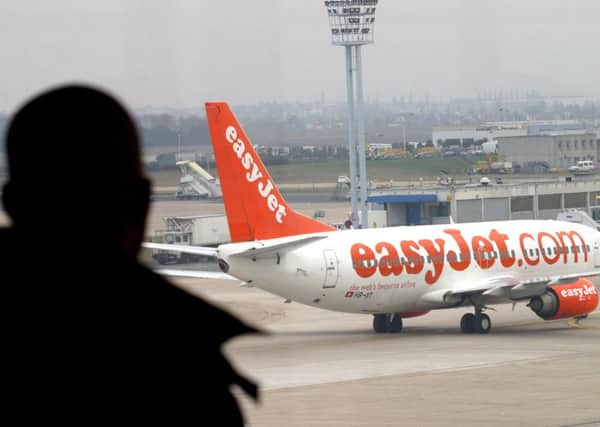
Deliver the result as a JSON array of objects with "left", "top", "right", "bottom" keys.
[{"left": 2, "top": 85, "right": 150, "bottom": 258}]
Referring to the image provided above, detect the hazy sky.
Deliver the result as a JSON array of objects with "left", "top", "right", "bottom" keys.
[{"left": 1, "top": 0, "right": 599, "bottom": 113}]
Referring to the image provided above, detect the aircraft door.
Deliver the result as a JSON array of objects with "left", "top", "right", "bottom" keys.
[
  {"left": 594, "top": 240, "right": 600, "bottom": 267},
  {"left": 323, "top": 249, "right": 339, "bottom": 288}
]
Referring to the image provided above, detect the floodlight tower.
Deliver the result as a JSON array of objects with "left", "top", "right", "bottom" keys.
[{"left": 324, "top": 0, "right": 378, "bottom": 229}]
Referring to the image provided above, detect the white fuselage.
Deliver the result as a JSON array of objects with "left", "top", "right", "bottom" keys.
[{"left": 218, "top": 220, "right": 600, "bottom": 314}]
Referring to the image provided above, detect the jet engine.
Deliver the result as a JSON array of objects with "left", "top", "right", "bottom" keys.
[{"left": 528, "top": 278, "right": 598, "bottom": 320}]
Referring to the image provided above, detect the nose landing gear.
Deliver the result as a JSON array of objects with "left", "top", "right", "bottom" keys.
[
  {"left": 373, "top": 313, "right": 403, "bottom": 333},
  {"left": 460, "top": 308, "right": 491, "bottom": 334}
]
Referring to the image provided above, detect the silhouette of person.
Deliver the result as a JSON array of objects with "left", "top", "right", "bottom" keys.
[{"left": 1, "top": 85, "right": 258, "bottom": 424}]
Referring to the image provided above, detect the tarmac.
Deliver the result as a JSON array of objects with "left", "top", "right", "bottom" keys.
[
  {"left": 145, "top": 198, "right": 600, "bottom": 426},
  {"left": 172, "top": 275, "right": 600, "bottom": 427},
  {"left": 2, "top": 198, "right": 599, "bottom": 426}
]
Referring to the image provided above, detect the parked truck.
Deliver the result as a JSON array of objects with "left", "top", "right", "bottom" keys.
[{"left": 473, "top": 158, "right": 512, "bottom": 174}]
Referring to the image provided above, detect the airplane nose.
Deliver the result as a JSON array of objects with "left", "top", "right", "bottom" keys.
[{"left": 217, "top": 258, "right": 230, "bottom": 273}]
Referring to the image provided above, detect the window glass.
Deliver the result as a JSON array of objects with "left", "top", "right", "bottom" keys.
[{"left": 1, "top": 3, "right": 599, "bottom": 425}]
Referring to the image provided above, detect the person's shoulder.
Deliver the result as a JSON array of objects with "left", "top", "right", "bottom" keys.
[
  {"left": 127, "top": 261, "right": 260, "bottom": 342},
  {"left": 0, "top": 227, "right": 16, "bottom": 242},
  {"left": 0, "top": 227, "right": 19, "bottom": 258}
]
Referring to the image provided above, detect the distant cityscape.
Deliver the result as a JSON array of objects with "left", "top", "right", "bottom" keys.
[{"left": 1, "top": 93, "right": 599, "bottom": 174}]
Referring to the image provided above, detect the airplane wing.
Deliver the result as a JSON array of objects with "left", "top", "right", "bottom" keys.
[
  {"left": 421, "top": 270, "right": 600, "bottom": 306},
  {"left": 142, "top": 242, "right": 218, "bottom": 258}
]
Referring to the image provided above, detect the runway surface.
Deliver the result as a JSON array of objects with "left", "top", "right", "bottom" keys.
[{"left": 172, "top": 275, "right": 600, "bottom": 427}]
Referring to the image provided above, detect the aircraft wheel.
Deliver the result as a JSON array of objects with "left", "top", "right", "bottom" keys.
[
  {"left": 389, "top": 314, "right": 403, "bottom": 333},
  {"left": 460, "top": 313, "right": 475, "bottom": 334},
  {"left": 473, "top": 313, "right": 491, "bottom": 334},
  {"left": 373, "top": 314, "right": 388, "bottom": 333}
]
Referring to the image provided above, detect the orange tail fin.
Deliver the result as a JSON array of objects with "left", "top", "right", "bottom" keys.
[{"left": 205, "top": 102, "right": 335, "bottom": 242}]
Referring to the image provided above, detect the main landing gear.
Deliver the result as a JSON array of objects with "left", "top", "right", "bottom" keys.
[
  {"left": 460, "top": 308, "right": 492, "bottom": 334},
  {"left": 373, "top": 313, "right": 403, "bottom": 333}
]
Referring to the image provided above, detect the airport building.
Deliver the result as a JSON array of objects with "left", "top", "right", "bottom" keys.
[
  {"left": 432, "top": 120, "right": 584, "bottom": 147},
  {"left": 367, "top": 177, "right": 600, "bottom": 226},
  {"left": 497, "top": 132, "right": 599, "bottom": 170}
]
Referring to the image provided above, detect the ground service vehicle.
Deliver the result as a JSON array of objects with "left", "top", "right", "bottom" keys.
[{"left": 568, "top": 160, "right": 595, "bottom": 175}]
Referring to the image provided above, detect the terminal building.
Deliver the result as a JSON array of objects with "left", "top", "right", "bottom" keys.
[{"left": 367, "top": 177, "right": 600, "bottom": 227}]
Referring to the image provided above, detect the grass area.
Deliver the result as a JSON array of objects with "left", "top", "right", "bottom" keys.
[
  {"left": 147, "top": 157, "right": 475, "bottom": 187},
  {"left": 147, "top": 169, "right": 182, "bottom": 187},
  {"left": 266, "top": 157, "right": 474, "bottom": 183}
]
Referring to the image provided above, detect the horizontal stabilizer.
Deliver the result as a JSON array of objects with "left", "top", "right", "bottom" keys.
[
  {"left": 230, "top": 235, "right": 328, "bottom": 259},
  {"left": 156, "top": 269, "right": 238, "bottom": 281},
  {"left": 142, "top": 242, "right": 218, "bottom": 258}
]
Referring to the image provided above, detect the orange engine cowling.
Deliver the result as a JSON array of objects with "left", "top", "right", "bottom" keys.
[{"left": 528, "top": 278, "right": 599, "bottom": 320}]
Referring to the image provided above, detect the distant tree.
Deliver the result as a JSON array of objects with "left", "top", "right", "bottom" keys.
[
  {"left": 141, "top": 126, "right": 177, "bottom": 147},
  {"left": 138, "top": 114, "right": 210, "bottom": 147},
  {"left": 179, "top": 116, "right": 210, "bottom": 146}
]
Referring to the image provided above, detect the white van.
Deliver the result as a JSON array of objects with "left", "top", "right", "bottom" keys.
[{"left": 568, "top": 160, "right": 595, "bottom": 175}]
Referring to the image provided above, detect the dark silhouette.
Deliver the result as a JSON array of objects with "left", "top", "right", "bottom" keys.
[{"left": 1, "top": 85, "right": 258, "bottom": 424}]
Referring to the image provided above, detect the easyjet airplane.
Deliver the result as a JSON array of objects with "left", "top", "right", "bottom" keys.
[{"left": 145, "top": 102, "right": 600, "bottom": 334}]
